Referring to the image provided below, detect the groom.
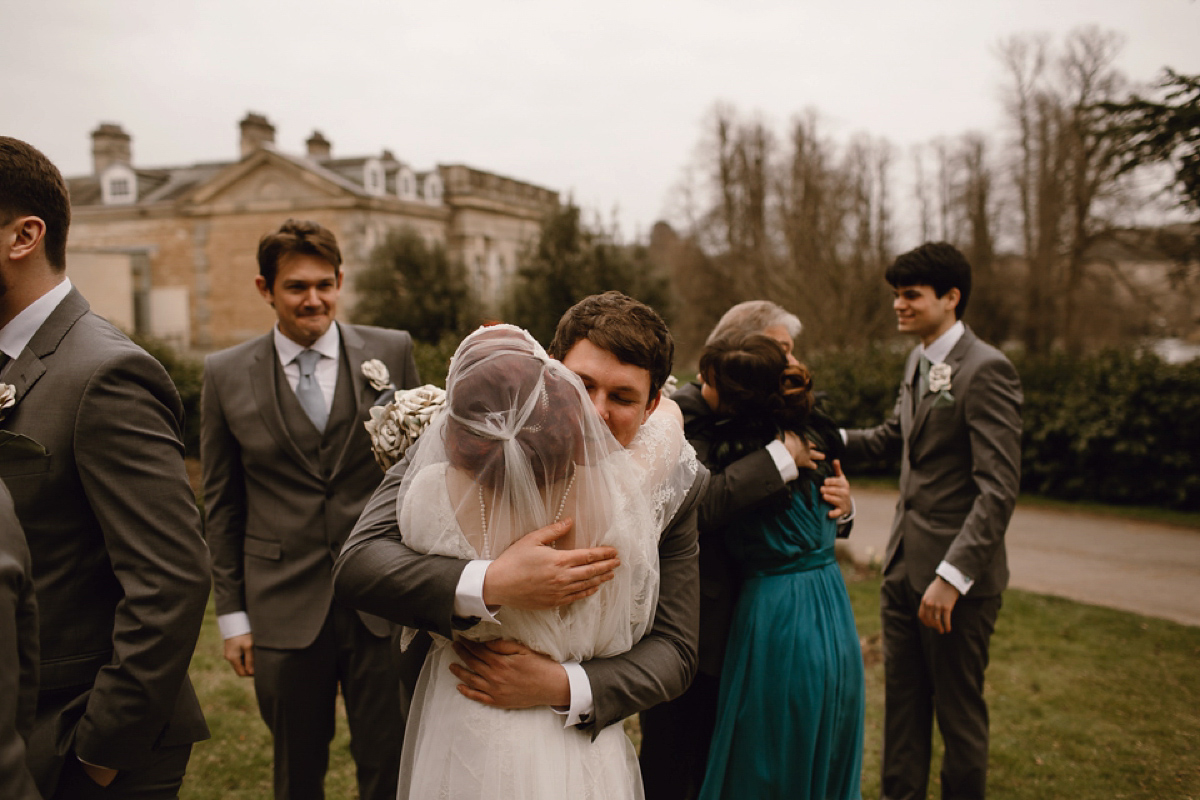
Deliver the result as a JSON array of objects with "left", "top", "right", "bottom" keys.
[
  {"left": 335, "top": 291, "right": 707, "bottom": 735},
  {"left": 842, "top": 242, "right": 1022, "bottom": 800}
]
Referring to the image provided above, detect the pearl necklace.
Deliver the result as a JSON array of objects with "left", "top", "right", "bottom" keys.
[{"left": 478, "top": 469, "right": 577, "bottom": 555}]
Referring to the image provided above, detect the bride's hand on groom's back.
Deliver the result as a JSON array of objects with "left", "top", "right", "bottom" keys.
[{"left": 482, "top": 519, "right": 621, "bottom": 611}]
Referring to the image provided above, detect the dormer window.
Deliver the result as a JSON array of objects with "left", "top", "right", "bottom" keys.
[
  {"left": 363, "top": 158, "right": 385, "bottom": 196},
  {"left": 423, "top": 173, "right": 443, "bottom": 204},
  {"left": 397, "top": 167, "right": 417, "bottom": 200},
  {"left": 101, "top": 163, "right": 137, "bottom": 205}
]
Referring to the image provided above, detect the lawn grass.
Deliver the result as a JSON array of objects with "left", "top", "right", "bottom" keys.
[{"left": 180, "top": 573, "right": 1200, "bottom": 799}]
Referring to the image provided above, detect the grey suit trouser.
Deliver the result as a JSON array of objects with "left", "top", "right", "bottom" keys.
[
  {"left": 880, "top": 568, "right": 1000, "bottom": 800},
  {"left": 253, "top": 602, "right": 402, "bottom": 800}
]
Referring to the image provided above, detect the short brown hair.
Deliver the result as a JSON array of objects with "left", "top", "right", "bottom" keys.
[
  {"left": 257, "top": 219, "right": 342, "bottom": 288},
  {"left": 0, "top": 137, "right": 71, "bottom": 271},
  {"left": 547, "top": 291, "right": 674, "bottom": 398}
]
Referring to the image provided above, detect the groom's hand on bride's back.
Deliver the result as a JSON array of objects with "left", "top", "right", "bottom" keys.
[{"left": 482, "top": 519, "right": 621, "bottom": 611}]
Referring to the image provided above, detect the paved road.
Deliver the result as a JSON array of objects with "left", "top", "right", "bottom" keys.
[{"left": 842, "top": 488, "right": 1200, "bottom": 628}]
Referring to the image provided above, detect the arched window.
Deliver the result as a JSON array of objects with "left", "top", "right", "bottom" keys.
[
  {"left": 423, "top": 172, "right": 443, "bottom": 204},
  {"left": 396, "top": 167, "right": 417, "bottom": 200}
]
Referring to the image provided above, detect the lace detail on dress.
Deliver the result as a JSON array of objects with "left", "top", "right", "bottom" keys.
[{"left": 627, "top": 410, "right": 700, "bottom": 534}]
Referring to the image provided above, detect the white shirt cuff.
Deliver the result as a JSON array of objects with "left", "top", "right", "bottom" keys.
[
  {"left": 217, "top": 612, "right": 252, "bottom": 640},
  {"left": 936, "top": 560, "right": 974, "bottom": 595},
  {"left": 840, "top": 498, "right": 856, "bottom": 522},
  {"left": 454, "top": 560, "right": 500, "bottom": 622},
  {"left": 839, "top": 428, "right": 848, "bottom": 445},
  {"left": 551, "top": 660, "right": 594, "bottom": 727},
  {"left": 766, "top": 439, "right": 799, "bottom": 483}
]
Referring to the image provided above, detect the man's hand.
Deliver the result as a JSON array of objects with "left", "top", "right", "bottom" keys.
[
  {"left": 919, "top": 576, "right": 960, "bottom": 634},
  {"left": 449, "top": 639, "right": 570, "bottom": 708},
  {"left": 482, "top": 520, "right": 620, "bottom": 610},
  {"left": 782, "top": 431, "right": 819, "bottom": 470},
  {"left": 223, "top": 633, "right": 255, "bottom": 677},
  {"left": 80, "top": 761, "right": 119, "bottom": 787},
  {"left": 820, "top": 459, "right": 852, "bottom": 519}
]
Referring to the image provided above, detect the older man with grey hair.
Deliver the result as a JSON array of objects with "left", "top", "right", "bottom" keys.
[{"left": 638, "top": 300, "right": 855, "bottom": 800}]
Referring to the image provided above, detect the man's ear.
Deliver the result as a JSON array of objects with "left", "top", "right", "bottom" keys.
[
  {"left": 7, "top": 216, "right": 47, "bottom": 263},
  {"left": 643, "top": 389, "right": 662, "bottom": 422},
  {"left": 943, "top": 287, "right": 961, "bottom": 313},
  {"left": 336, "top": 270, "right": 344, "bottom": 290},
  {"left": 254, "top": 274, "right": 273, "bottom": 303}
]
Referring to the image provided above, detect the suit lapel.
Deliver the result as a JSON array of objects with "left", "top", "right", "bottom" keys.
[
  {"left": 3, "top": 288, "right": 89, "bottom": 407},
  {"left": 248, "top": 335, "right": 321, "bottom": 479},
  {"left": 328, "top": 323, "right": 372, "bottom": 477},
  {"left": 908, "top": 327, "right": 976, "bottom": 445}
]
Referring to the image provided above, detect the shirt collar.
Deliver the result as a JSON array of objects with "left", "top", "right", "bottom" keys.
[
  {"left": 0, "top": 277, "right": 73, "bottom": 360},
  {"left": 273, "top": 321, "right": 341, "bottom": 366},
  {"left": 921, "top": 320, "right": 965, "bottom": 364}
]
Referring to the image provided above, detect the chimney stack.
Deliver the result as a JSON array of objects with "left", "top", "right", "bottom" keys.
[
  {"left": 239, "top": 112, "right": 276, "bottom": 157},
  {"left": 91, "top": 123, "right": 132, "bottom": 175},
  {"left": 306, "top": 130, "right": 331, "bottom": 160}
]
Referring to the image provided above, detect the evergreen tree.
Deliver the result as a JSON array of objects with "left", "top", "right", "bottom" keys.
[{"left": 352, "top": 227, "right": 481, "bottom": 344}]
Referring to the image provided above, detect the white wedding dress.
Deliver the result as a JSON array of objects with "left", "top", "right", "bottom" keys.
[{"left": 395, "top": 410, "right": 694, "bottom": 800}]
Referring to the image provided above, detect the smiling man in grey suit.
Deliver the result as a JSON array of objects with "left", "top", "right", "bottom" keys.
[
  {"left": 0, "top": 137, "right": 210, "bottom": 799},
  {"left": 202, "top": 219, "right": 419, "bottom": 800},
  {"left": 335, "top": 291, "right": 706, "bottom": 746},
  {"left": 843, "top": 242, "right": 1022, "bottom": 800}
]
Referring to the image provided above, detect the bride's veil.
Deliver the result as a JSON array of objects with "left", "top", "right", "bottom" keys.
[{"left": 394, "top": 323, "right": 691, "bottom": 661}]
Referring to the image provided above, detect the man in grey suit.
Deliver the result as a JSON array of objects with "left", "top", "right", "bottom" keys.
[
  {"left": 639, "top": 300, "right": 853, "bottom": 800},
  {"left": 843, "top": 242, "right": 1022, "bottom": 800},
  {"left": 335, "top": 291, "right": 707, "bottom": 742},
  {"left": 202, "top": 219, "right": 419, "bottom": 800},
  {"left": 0, "top": 481, "right": 40, "bottom": 800},
  {"left": 0, "top": 137, "right": 211, "bottom": 799}
]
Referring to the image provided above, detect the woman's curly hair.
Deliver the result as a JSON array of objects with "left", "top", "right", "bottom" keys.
[{"left": 699, "top": 333, "right": 814, "bottom": 431}]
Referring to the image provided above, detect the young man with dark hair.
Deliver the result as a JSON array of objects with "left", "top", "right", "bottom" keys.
[
  {"left": 202, "top": 218, "right": 420, "bottom": 800},
  {"left": 336, "top": 291, "right": 707, "bottom": 744},
  {"left": 0, "top": 136, "right": 210, "bottom": 799},
  {"left": 843, "top": 241, "right": 1022, "bottom": 800}
]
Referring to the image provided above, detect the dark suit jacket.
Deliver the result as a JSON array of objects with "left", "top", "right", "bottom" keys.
[
  {"left": 0, "top": 482, "right": 39, "bottom": 800},
  {"left": 333, "top": 446, "right": 708, "bottom": 737},
  {"left": 202, "top": 323, "right": 419, "bottom": 649},
  {"left": 844, "top": 326, "right": 1022, "bottom": 596},
  {"left": 0, "top": 288, "right": 210, "bottom": 782}
]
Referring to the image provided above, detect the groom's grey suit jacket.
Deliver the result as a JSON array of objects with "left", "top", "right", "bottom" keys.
[
  {"left": 202, "top": 323, "right": 418, "bottom": 649},
  {"left": 845, "top": 326, "right": 1022, "bottom": 595},
  {"left": 0, "top": 288, "right": 210, "bottom": 787},
  {"left": 334, "top": 449, "right": 707, "bottom": 737}
]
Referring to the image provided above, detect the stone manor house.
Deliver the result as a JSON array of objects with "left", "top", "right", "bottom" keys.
[{"left": 64, "top": 113, "right": 558, "bottom": 353}]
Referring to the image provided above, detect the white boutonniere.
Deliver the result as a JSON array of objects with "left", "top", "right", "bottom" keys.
[
  {"left": 361, "top": 359, "right": 394, "bottom": 392},
  {"left": 364, "top": 384, "right": 446, "bottom": 471},
  {"left": 0, "top": 383, "right": 16, "bottom": 423},
  {"left": 928, "top": 362, "right": 954, "bottom": 405}
]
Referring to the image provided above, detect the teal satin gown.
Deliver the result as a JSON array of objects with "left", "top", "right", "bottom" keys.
[{"left": 698, "top": 483, "right": 865, "bottom": 800}]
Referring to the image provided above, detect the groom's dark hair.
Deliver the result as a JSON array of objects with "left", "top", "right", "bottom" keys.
[
  {"left": 548, "top": 291, "right": 674, "bottom": 399},
  {"left": 885, "top": 242, "right": 971, "bottom": 319},
  {"left": 257, "top": 218, "right": 343, "bottom": 288}
]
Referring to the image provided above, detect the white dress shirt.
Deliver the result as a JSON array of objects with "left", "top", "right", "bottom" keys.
[{"left": 0, "top": 277, "right": 73, "bottom": 361}]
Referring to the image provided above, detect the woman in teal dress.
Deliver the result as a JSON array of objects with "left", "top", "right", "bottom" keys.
[{"left": 696, "top": 333, "right": 864, "bottom": 800}]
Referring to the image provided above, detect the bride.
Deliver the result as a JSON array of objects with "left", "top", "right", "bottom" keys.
[{"left": 393, "top": 324, "right": 694, "bottom": 799}]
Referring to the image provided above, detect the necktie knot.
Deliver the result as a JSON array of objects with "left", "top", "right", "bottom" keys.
[{"left": 296, "top": 348, "right": 321, "bottom": 377}]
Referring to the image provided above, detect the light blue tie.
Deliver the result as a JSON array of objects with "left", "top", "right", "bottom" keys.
[
  {"left": 295, "top": 349, "right": 327, "bottom": 432},
  {"left": 917, "top": 354, "right": 932, "bottom": 399}
]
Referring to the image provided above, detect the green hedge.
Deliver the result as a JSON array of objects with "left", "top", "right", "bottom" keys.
[{"left": 806, "top": 345, "right": 1200, "bottom": 511}]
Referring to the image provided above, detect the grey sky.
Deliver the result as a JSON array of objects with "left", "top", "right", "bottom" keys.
[{"left": 5, "top": 0, "right": 1198, "bottom": 239}]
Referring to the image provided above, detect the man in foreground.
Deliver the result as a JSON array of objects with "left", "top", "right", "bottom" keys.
[
  {"left": 843, "top": 242, "right": 1022, "bottom": 800},
  {"left": 0, "top": 136, "right": 210, "bottom": 799}
]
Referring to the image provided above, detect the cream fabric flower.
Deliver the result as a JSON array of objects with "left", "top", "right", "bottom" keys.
[
  {"left": 364, "top": 384, "right": 446, "bottom": 471},
  {"left": 361, "top": 359, "right": 395, "bottom": 392},
  {"left": 0, "top": 384, "right": 15, "bottom": 423},
  {"left": 929, "top": 362, "right": 953, "bottom": 394}
]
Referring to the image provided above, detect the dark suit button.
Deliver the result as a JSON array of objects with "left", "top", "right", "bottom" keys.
[
  {"left": 325, "top": 486, "right": 335, "bottom": 499},
  {"left": 903, "top": 499, "right": 912, "bottom": 511}
]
